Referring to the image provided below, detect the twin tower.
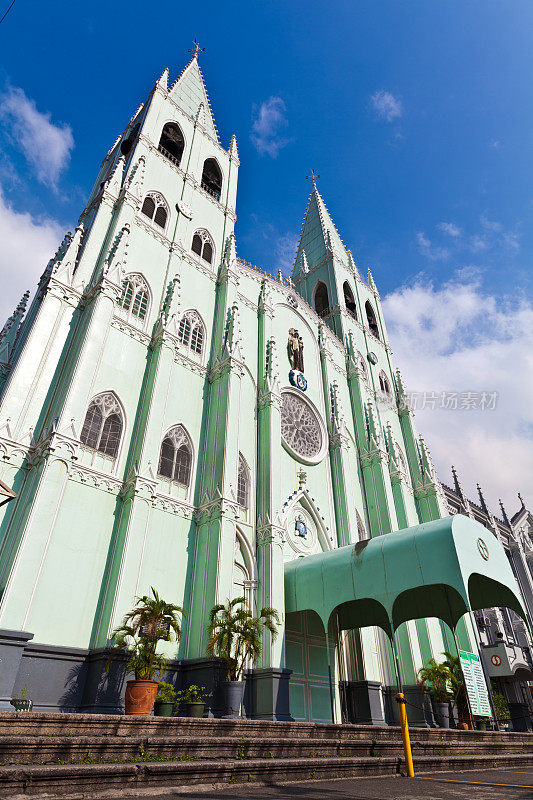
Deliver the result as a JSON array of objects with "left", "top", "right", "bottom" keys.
[{"left": 0, "top": 49, "right": 476, "bottom": 720}]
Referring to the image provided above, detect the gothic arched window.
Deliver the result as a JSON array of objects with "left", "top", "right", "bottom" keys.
[
  {"left": 158, "top": 425, "right": 192, "bottom": 486},
  {"left": 80, "top": 393, "right": 123, "bottom": 459},
  {"left": 379, "top": 371, "right": 392, "bottom": 396},
  {"left": 365, "top": 301, "right": 380, "bottom": 340},
  {"left": 177, "top": 310, "right": 206, "bottom": 358},
  {"left": 141, "top": 192, "right": 169, "bottom": 232},
  {"left": 201, "top": 158, "right": 222, "bottom": 201},
  {"left": 191, "top": 229, "right": 214, "bottom": 265},
  {"left": 158, "top": 122, "right": 185, "bottom": 166},
  {"left": 343, "top": 281, "right": 357, "bottom": 319},
  {"left": 118, "top": 274, "right": 150, "bottom": 325},
  {"left": 237, "top": 454, "right": 250, "bottom": 508},
  {"left": 314, "top": 281, "right": 330, "bottom": 318}
]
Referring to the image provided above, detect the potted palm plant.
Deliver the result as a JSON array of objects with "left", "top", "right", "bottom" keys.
[
  {"left": 154, "top": 681, "right": 177, "bottom": 717},
  {"left": 442, "top": 651, "right": 470, "bottom": 729},
  {"left": 418, "top": 657, "right": 453, "bottom": 728},
  {"left": 176, "top": 685, "right": 212, "bottom": 718},
  {"left": 207, "top": 596, "right": 279, "bottom": 718},
  {"left": 107, "top": 587, "right": 185, "bottom": 715}
]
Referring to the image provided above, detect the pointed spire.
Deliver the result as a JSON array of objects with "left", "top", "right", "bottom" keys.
[
  {"left": 264, "top": 336, "right": 280, "bottom": 394},
  {"left": 223, "top": 302, "right": 243, "bottom": 360},
  {"left": 476, "top": 483, "right": 488, "bottom": 514},
  {"left": 451, "top": 465, "right": 463, "bottom": 496},
  {"left": 125, "top": 155, "right": 146, "bottom": 200},
  {"left": 499, "top": 499, "right": 511, "bottom": 527},
  {"left": 367, "top": 267, "right": 379, "bottom": 294},
  {"left": 156, "top": 67, "right": 169, "bottom": 92},
  {"left": 228, "top": 134, "right": 239, "bottom": 161},
  {"left": 169, "top": 48, "right": 219, "bottom": 142},
  {"left": 347, "top": 249, "right": 359, "bottom": 277},
  {"left": 258, "top": 278, "right": 273, "bottom": 311},
  {"left": 105, "top": 155, "right": 125, "bottom": 198},
  {"left": 518, "top": 492, "right": 526, "bottom": 509},
  {"left": 330, "top": 381, "right": 346, "bottom": 437},
  {"left": 54, "top": 224, "right": 84, "bottom": 286},
  {"left": 418, "top": 436, "right": 435, "bottom": 479},
  {"left": 103, "top": 224, "right": 130, "bottom": 285},
  {"left": 291, "top": 178, "right": 349, "bottom": 280},
  {"left": 223, "top": 232, "right": 237, "bottom": 267},
  {"left": 0, "top": 290, "right": 30, "bottom": 365}
]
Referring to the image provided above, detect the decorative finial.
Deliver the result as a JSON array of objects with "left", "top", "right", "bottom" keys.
[
  {"left": 188, "top": 39, "right": 205, "bottom": 58},
  {"left": 518, "top": 492, "right": 525, "bottom": 509},
  {"left": 306, "top": 169, "right": 320, "bottom": 189},
  {"left": 297, "top": 468, "right": 307, "bottom": 488}
]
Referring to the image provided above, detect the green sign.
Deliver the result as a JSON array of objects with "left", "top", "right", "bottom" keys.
[{"left": 459, "top": 649, "right": 492, "bottom": 718}]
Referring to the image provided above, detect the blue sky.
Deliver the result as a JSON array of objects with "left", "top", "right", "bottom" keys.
[{"left": 1, "top": 0, "right": 532, "bottom": 513}]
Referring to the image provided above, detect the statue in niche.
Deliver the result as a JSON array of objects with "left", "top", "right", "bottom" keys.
[{"left": 288, "top": 328, "right": 304, "bottom": 373}]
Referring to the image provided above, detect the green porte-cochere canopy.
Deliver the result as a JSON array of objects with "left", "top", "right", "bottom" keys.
[{"left": 284, "top": 515, "right": 529, "bottom": 638}]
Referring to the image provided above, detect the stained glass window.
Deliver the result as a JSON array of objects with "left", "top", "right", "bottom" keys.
[{"left": 281, "top": 392, "right": 323, "bottom": 461}]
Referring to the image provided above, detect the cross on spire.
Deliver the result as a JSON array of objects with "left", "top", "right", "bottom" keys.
[
  {"left": 306, "top": 169, "right": 320, "bottom": 189},
  {"left": 188, "top": 39, "right": 205, "bottom": 58}
]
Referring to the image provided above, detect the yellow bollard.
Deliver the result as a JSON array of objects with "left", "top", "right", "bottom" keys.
[{"left": 397, "top": 692, "right": 415, "bottom": 777}]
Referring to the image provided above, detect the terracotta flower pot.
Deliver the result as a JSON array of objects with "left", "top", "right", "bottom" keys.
[{"left": 124, "top": 679, "right": 158, "bottom": 715}]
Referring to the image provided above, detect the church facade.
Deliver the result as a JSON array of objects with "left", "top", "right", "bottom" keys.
[{"left": 0, "top": 50, "right": 483, "bottom": 721}]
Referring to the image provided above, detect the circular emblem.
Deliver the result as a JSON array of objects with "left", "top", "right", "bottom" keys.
[
  {"left": 296, "top": 373, "right": 307, "bottom": 391},
  {"left": 287, "top": 294, "right": 298, "bottom": 309},
  {"left": 490, "top": 654, "right": 502, "bottom": 667},
  {"left": 477, "top": 537, "right": 489, "bottom": 561},
  {"left": 367, "top": 352, "right": 378, "bottom": 365}
]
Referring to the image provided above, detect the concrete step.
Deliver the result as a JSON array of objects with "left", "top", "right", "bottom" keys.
[
  {"left": 1, "top": 752, "right": 533, "bottom": 798},
  {"left": 0, "top": 733, "right": 529, "bottom": 766},
  {"left": 1, "top": 711, "right": 532, "bottom": 744}
]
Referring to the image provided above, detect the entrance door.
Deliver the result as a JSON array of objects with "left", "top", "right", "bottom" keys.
[{"left": 285, "top": 610, "right": 335, "bottom": 722}]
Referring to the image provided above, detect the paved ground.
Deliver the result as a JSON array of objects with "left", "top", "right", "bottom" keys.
[{"left": 119, "top": 768, "right": 533, "bottom": 800}]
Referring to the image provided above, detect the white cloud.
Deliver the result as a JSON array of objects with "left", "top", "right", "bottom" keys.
[
  {"left": 0, "top": 86, "right": 74, "bottom": 189},
  {"left": 370, "top": 90, "right": 403, "bottom": 122},
  {"left": 275, "top": 232, "right": 299, "bottom": 275},
  {"left": 438, "top": 222, "right": 461, "bottom": 238},
  {"left": 251, "top": 96, "right": 290, "bottom": 158},
  {"left": 416, "top": 231, "right": 449, "bottom": 261},
  {"left": 383, "top": 275, "right": 533, "bottom": 513},
  {"left": 0, "top": 185, "right": 63, "bottom": 323}
]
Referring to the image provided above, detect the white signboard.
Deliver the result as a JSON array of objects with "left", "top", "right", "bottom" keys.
[{"left": 459, "top": 649, "right": 492, "bottom": 718}]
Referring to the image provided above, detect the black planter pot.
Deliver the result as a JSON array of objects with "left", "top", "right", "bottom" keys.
[
  {"left": 154, "top": 701, "right": 174, "bottom": 717},
  {"left": 223, "top": 680, "right": 245, "bottom": 718},
  {"left": 10, "top": 699, "right": 33, "bottom": 712},
  {"left": 434, "top": 701, "right": 450, "bottom": 728},
  {"left": 186, "top": 702, "right": 205, "bottom": 718}
]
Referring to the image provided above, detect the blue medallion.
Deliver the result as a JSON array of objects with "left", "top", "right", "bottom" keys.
[{"left": 294, "top": 515, "right": 307, "bottom": 538}]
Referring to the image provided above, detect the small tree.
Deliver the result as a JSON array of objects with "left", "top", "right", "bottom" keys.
[
  {"left": 207, "top": 596, "right": 279, "bottom": 681},
  {"left": 107, "top": 587, "right": 185, "bottom": 680},
  {"left": 442, "top": 651, "right": 468, "bottom": 715},
  {"left": 418, "top": 657, "right": 453, "bottom": 703}
]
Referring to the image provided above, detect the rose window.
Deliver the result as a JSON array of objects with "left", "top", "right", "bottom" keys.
[{"left": 281, "top": 392, "right": 323, "bottom": 461}]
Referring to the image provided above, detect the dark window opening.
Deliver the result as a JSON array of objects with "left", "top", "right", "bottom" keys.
[
  {"left": 154, "top": 205, "right": 168, "bottom": 229},
  {"left": 343, "top": 281, "right": 357, "bottom": 319},
  {"left": 141, "top": 196, "right": 156, "bottom": 219},
  {"left": 158, "top": 122, "right": 185, "bottom": 166},
  {"left": 365, "top": 301, "right": 380, "bottom": 339},
  {"left": 80, "top": 395, "right": 122, "bottom": 459},
  {"left": 120, "top": 123, "right": 140, "bottom": 157},
  {"left": 192, "top": 234, "right": 203, "bottom": 257},
  {"left": 201, "top": 158, "right": 222, "bottom": 201},
  {"left": 158, "top": 433, "right": 191, "bottom": 486},
  {"left": 314, "top": 281, "right": 330, "bottom": 318}
]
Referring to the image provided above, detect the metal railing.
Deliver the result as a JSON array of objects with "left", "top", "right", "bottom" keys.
[{"left": 201, "top": 181, "right": 221, "bottom": 201}]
